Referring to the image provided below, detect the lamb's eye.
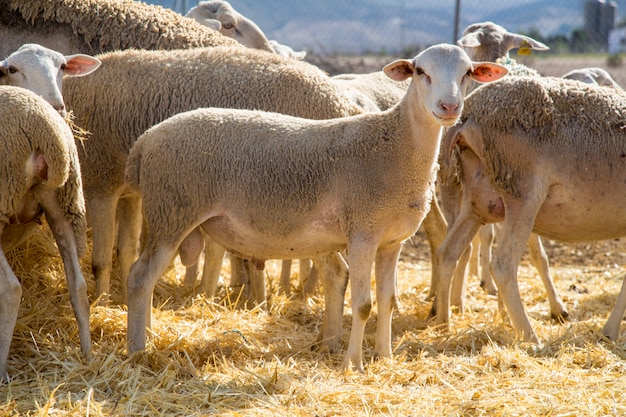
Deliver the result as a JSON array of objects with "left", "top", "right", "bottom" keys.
[
  {"left": 8, "top": 66, "right": 17, "bottom": 74},
  {"left": 415, "top": 67, "right": 425, "bottom": 76},
  {"left": 222, "top": 22, "right": 234, "bottom": 30},
  {"left": 466, "top": 69, "right": 472, "bottom": 77},
  {"left": 61, "top": 63, "right": 67, "bottom": 71}
]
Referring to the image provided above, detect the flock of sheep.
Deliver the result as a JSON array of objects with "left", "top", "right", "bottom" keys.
[{"left": 0, "top": 0, "right": 625, "bottom": 380}]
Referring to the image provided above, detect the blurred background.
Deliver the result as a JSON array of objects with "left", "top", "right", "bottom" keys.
[
  {"left": 147, "top": 0, "right": 626, "bottom": 55},
  {"left": 144, "top": 0, "right": 626, "bottom": 84}
]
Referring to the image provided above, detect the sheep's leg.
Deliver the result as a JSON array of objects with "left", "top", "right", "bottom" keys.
[
  {"left": 279, "top": 259, "right": 293, "bottom": 294},
  {"left": 527, "top": 233, "right": 568, "bottom": 321},
  {"left": 279, "top": 258, "right": 316, "bottom": 296},
  {"left": 468, "top": 232, "right": 480, "bottom": 278},
  {"left": 601, "top": 273, "right": 626, "bottom": 341},
  {"left": 450, "top": 244, "right": 471, "bottom": 311},
  {"left": 451, "top": 225, "right": 496, "bottom": 310},
  {"left": 489, "top": 197, "right": 542, "bottom": 343},
  {"left": 479, "top": 225, "right": 496, "bottom": 294},
  {"left": 423, "top": 198, "right": 448, "bottom": 300},
  {"left": 86, "top": 192, "right": 119, "bottom": 305},
  {"left": 0, "top": 224, "right": 21, "bottom": 382},
  {"left": 343, "top": 237, "right": 378, "bottom": 372},
  {"left": 199, "top": 238, "right": 226, "bottom": 297},
  {"left": 127, "top": 244, "right": 177, "bottom": 353},
  {"left": 183, "top": 262, "right": 199, "bottom": 288},
  {"left": 315, "top": 252, "right": 348, "bottom": 353},
  {"left": 116, "top": 195, "right": 142, "bottom": 305},
  {"left": 248, "top": 267, "right": 266, "bottom": 306},
  {"left": 433, "top": 202, "right": 482, "bottom": 329},
  {"left": 229, "top": 255, "right": 249, "bottom": 287},
  {"left": 301, "top": 260, "right": 318, "bottom": 296},
  {"left": 299, "top": 259, "right": 312, "bottom": 284},
  {"left": 373, "top": 243, "right": 402, "bottom": 359},
  {"left": 38, "top": 190, "right": 91, "bottom": 359},
  {"left": 0, "top": 223, "right": 39, "bottom": 252}
]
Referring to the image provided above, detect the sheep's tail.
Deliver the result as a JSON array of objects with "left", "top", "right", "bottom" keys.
[{"left": 125, "top": 139, "right": 144, "bottom": 191}]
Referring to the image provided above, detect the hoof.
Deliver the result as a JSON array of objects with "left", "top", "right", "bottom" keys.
[
  {"left": 551, "top": 310, "right": 569, "bottom": 324},
  {"left": 479, "top": 281, "right": 497, "bottom": 296}
]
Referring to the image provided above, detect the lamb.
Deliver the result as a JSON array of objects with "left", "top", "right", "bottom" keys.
[
  {"left": 185, "top": 0, "right": 306, "bottom": 59},
  {"left": 0, "top": 43, "right": 101, "bottom": 116},
  {"left": 330, "top": 69, "right": 453, "bottom": 304},
  {"left": 0, "top": 86, "right": 90, "bottom": 381},
  {"left": 123, "top": 44, "right": 507, "bottom": 371},
  {"left": 275, "top": 71, "right": 411, "bottom": 293},
  {"left": 433, "top": 75, "right": 626, "bottom": 343},
  {"left": 0, "top": 0, "right": 237, "bottom": 58},
  {"left": 562, "top": 67, "right": 621, "bottom": 89},
  {"left": 59, "top": 45, "right": 365, "bottom": 305}
]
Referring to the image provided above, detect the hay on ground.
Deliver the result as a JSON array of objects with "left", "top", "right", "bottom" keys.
[{"left": 2, "top": 226, "right": 626, "bottom": 416}]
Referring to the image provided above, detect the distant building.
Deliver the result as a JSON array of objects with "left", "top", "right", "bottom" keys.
[
  {"left": 584, "top": 0, "right": 618, "bottom": 50},
  {"left": 609, "top": 27, "right": 626, "bottom": 53}
]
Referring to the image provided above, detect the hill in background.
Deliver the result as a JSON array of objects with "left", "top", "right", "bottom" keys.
[{"left": 148, "top": 0, "right": 626, "bottom": 53}]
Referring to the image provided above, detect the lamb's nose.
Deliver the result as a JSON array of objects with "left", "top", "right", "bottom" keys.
[{"left": 440, "top": 102, "right": 459, "bottom": 113}]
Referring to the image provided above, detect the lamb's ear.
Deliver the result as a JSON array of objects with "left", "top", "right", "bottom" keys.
[
  {"left": 63, "top": 54, "right": 101, "bottom": 77},
  {"left": 470, "top": 62, "right": 508, "bottom": 83},
  {"left": 383, "top": 59, "right": 414, "bottom": 81}
]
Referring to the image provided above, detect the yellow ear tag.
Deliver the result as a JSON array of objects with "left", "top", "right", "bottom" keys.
[{"left": 517, "top": 40, "right": 533, "bottom": 55}]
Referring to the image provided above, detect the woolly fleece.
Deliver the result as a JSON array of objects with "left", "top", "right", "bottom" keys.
[{"left": 0, "top": 86, "right": 87, "bottom": 256}]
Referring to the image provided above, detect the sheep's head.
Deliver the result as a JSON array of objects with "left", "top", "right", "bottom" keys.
[
  {"left": 457, "top": 21, "right": 549, "bottom": 62},
  {"left": 383, "top": 44, "right": 508, "bottom": 127},
  {"left": 186, "top": 1, "right": 274, "bottom": 52},
  {"left": 0, "top": 43, "right": 101, "bottom": 117}
]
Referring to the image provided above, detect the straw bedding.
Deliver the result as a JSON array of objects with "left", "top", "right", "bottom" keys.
[{"left": 2, "top": 225, "right": 626, "bottom": 415}]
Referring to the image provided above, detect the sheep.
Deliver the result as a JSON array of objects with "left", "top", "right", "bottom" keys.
[
  {"left": 122, "top": 44, "right": 507, "bottom": 371},
  {"left": 0, "top": 86, "right": 90, "bottom": 381},
  {"left": 272, "top": 71, "right": 410, "bottom": 294},
  {"left": 58, "top": 45, "right": 365, "bottom": 305},
  {"left": 457, "top": 21, "right": 549, "bottom": 63},
  {"left": 329, "top": 69, "right": 452, "bottom": 306},
  {"left": 0, "top": 43, "right": 101, "bottom": 116},
  {"left": 432, "top": 21, "right": 569, "bottom": 323},
  {"left": 185, "top": 0, "right": 306, "bottom": 59},
  {"left": 562, "top": 67, "right": 622, "bottom": 89},
  {"left": 433, "top": 75, "right": 626, "bottom": 343},
  {"left": 2, "top": 0, "right": 243, "bottom": 306},
  {"left": 0, "top": 0, "right": 237, "bottom": 58}
]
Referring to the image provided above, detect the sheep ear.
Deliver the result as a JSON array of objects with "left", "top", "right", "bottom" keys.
[
  {"left": 383, "top": 59, "right": 414, "bottom": 82},
  {"left": 198, "top": 18, "right": 222, "bottom": 30},
  {"left": 457, "top": 32, "right": 481, "bottom": 48},
  {"left": 63, "top": 54, "right": 102, "bottom": 77},
  {"left": 506, "top": 33, "right": 550, "bottom": 55},
  {"left": 470, "top": 62, "right": 508, "bottom": 83}
]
